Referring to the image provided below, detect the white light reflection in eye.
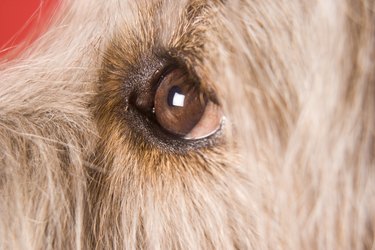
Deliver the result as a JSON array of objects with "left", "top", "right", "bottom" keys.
[{"left": 172, "top": 93, "right": 185, "bottom": 107}]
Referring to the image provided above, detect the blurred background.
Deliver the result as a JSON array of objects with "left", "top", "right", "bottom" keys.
[{"left": 0, "top": 0, "right": 59, "bottom": 58}]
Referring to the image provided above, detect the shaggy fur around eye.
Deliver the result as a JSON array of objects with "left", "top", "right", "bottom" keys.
[{"left": 0, "top": 0, "right": 374, "bottom": 249}]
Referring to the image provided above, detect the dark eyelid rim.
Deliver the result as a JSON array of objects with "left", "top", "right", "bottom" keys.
[{"left": 150, "top": 64, "right": 175, "bottom": 94}]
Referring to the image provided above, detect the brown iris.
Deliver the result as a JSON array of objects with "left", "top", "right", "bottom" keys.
[{"left": 154, "top": 68, "right": 223, "bottom": 140}]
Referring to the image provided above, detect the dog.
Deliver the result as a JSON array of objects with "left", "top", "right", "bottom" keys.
[{"left": 0, "top": 0, "right": 374, "bottom": 249}]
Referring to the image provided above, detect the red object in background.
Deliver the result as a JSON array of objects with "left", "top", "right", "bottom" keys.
[{"left": 0, "top": 0, "right": 59, "bottom": 58}]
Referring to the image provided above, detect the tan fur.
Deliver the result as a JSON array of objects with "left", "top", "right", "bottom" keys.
[{"left": 0, "top": 0, "right": 374, "bottom": 249}]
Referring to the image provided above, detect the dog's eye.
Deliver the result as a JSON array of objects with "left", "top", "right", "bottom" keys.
[{"left": 153, "top": 68, "right": 223, "bottom": 140}]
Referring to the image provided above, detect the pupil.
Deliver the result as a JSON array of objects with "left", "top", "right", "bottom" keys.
[{"left": 167, "top": 86, "right": 185, "bottom": 107}]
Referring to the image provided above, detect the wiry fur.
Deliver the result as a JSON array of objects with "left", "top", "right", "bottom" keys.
[{"left": 0, "top": 0, "right": 374, "bottom": 249}]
